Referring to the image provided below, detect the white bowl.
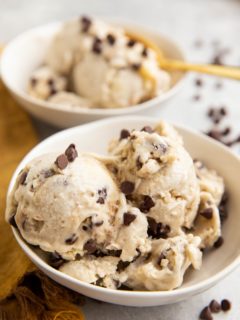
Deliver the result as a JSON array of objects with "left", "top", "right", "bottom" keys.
[
  {"left": 1, "top": 20, "right": 185, "bottom": 128},
  {"left": 7, "top": 116, "right": 240, "bottom": 306}
]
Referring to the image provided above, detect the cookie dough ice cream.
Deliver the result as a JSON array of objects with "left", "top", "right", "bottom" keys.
[
  {"left": 27, "top": 16, "right": 170, "bottom": 109},
  {"left": 6, "top": 122, "right": 227, "bottom": 291}
]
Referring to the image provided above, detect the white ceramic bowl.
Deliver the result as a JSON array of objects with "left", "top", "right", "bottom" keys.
[
  {"left": 1, "top": 20, "right": 185, "bottom": 128},
  {"left": 7, "top": 116, "right": 240, "bottom": 307}
]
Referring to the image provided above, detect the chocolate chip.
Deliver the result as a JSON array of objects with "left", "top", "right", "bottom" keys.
[
  {"left": 106, "top": 33, "right": 116, "bottom": 45},
  {"left": 206, "top": 129, "right": 221, "bottom": 141},
  {"left": 220, "top": 192, "right": 228, "bottom": 205},
  {"left": 141, "top": 126, "right": 154, "bottom": 133},
  {"left": 142, "top": 47, "right": 148, "bottom": 57},
  {"left": 157, "top": 252, "right": 166, "bottom": 266},
  {"left": 55, "top": 154, "right": 68, "bottom": 170},
  {"left": 147, "top": 217, "right": 170, "bottom": 239},
  {"left": 215, "top": 81, "right": 223, "bottom": 89},
  {"left": 212, "top": 54, "right": 224, "bottom": 66},
  {"left": 127, "top": 39, "right": 136, "bottom": 47},
  {"left": 199, "top": 306, "right": 213, "bottom": 320},
  {"left": 97, "top": 188, "right": 107, "bottom": 204},
  {"left": 48, "top": 252, "right": 65, "bottom": 269},
  {"left": 83, "top": 239, "right": 97, "bottom": 254},
  {"left": 117, "top": 260, "right": 130, "bottom": 272},
  {"left": 92, "top": 37, "right": 102, "bottom": 54},
  {"left": 158, "top": 223, "right": 171, "bottom": 239},
  {"left": 221, "top": 299, "right": 231, "bottom": 311},
  {"left": 147, "top": 217, "right": 158, "bottom": 236},
  {"left": 95, "top": 278, "right": 104, "bottom": 287},
  {"left": 82, "top": 225, "right": 88, "bottom": 231},
  {"left": 75, "top": 253, "right": 81, "bottom": 260},
  {"left": 136, "top": 156, "right": 143, "bottom": 170},
  {"left": 131, "top": 63, "right": 141, "bottom": 71},
  {"left": 108, "top": 249, "right": 122, "bottom": 257},
  {"left": 30, "top": 78, "right": 37, "bottom": 87},
  {"left": 65, "top": 144, "right": 78, "bottom": 162},
  {"left": 222, "top": 127, "right": 231, "bottom": 136},
  {"left": 65, "top": 234, "right": 78, "bottom": 245},
  {"left": 117, "top": 284, "right": 133, "bottom": 291},
  {"left": 9, "top": 214, "right": 17, "bottom": 228},
  {"left": 123, "top": 212, "right": 136, "bottom": 226},
  {"left": 195, "top": 78, "right": 203, "bottom": 87},
  {"left": 49, "top": 87, "right": 57, "bottom": 96},
  {"left": 47, "top": 78, "right": 54, "bottom": 86},
  {"left": 19, "top": 171, "right": 28, "bottom": 185},
  {"left": 200, "top": 208, "right": 213, "bottom": 219},
  {"left": 214, "top": 236, "right": 224, "bottom": 249},
  {"left": 139, "top": 195, "right": 155, "bottom": 213},
  {"left": 94, "top": 220, "right": 104, "bottom": 227},
  {"left": 120, "top": 181, "right": 135, "bottom": 195},
  {"left": 209, "top": 300, "right": 221, "bottom": 313},
  {"left": 193, "top": 94, "right": 201, "bottom": 101},
  {"left": 120, "top": 129, "right": 130, "bottom": 140},
  {"left": 208, "top": 108, "right": 214, "bottom": 118},
  {"left": 220, "top": 107, "right": 227, "bottom": 116},
  {"left": 81, "top": 16, "right": 92, "bottom": 32},
  {"left": 43, "top": 169, "right": 55, "bottom": 178}
]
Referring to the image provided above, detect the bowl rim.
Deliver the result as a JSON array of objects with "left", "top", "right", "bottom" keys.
[
  {"left": 0, "top": 19, "right": 187, "bottom": 116},
  {"left": 7, "top": 115, "right": 240, "bottom": 299}
]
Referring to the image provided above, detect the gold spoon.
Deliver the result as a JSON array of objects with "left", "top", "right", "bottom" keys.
[{"left": 126, "top": 31, "right": 240, "bottom": 81}]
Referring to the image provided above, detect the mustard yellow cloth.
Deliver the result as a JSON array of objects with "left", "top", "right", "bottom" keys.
[{"left": 0, "top": 81, "right": 85, "bottom": 319}]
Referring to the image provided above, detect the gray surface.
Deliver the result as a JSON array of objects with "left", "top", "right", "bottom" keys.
[{"left": 1, "top": 0, "right": 240, "bottom": 319}]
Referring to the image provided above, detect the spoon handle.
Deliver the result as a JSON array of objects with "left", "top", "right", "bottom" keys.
[{"left": 162, "top": 59, "right": 240, "bottom": 80}]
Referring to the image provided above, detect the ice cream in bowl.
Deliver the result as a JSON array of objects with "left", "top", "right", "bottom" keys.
[
  {"left": 5, "top": 116, "right": 240, "bottom": 306},
  {"left": 0, "top": 16, "right": 185, "bottom": 127}
]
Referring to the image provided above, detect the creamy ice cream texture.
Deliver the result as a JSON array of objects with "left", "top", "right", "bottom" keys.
[
  {"left": 6, "top": 122, "right": 226, "bottom": 291},
  {"left": 27, "top": 16, "right": 170, "bottom": 109}
]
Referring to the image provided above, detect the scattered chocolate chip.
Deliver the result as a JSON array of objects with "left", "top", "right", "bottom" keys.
[
  {"left": 120, "top": 181, "right": 135, "bottom": 195},
  {"left": 157, "top": 252, "right": 166, "bottom": 266},
  {"left": 120, "top": 129, "right": 130, "bottom": 140},
  {"left": 206, "top": 129, "right": 221, "bottom": 141},
  {"left": 195, "top": 78, "right": 203, "bottom": 87},
  {"left": 221, "top": 299, "right": 231, "bottom": 311},
  {"left": 95, "top": 278, "right": 104, "bottom": 287},
  {"left": 139, "top": 195, "right": 155, "bottom": 213},
  {"left": 97, "top": 188, "right": 107, "bottom": 204},
  {"left": 123, "top": 212, "right": 136, "bottom": 226},
  {"left": 141, "top": 126, "right": 154, "bottom": 133},
  {"left": 222, "top": 127, "right": 231, "bottom": 136},
  {"left": 117, "top": 260, "right": 130, "bottom": 272},
  {"left": 92, "top": 37, "right": 102, "bottom": 54},
  {"left": 108, "top": 249, "right": 122, "bottom": 257},
  {"left": 131, "top": 63, "right": 141, "bottom": 71},
  {"left": 47, "top": 78, "right": 54, "bottom": 86},
  {"left": 9, "top": 214, "right": 17, "bottom": 228},
  {"left": 147, "top": 217, "right": 158, "bottom": 236},
  {"left": 193, "top": 94, "right": 201, "bottom": 101},
  {"left": 199, "top": 306, "right": 213, "bottom": 320},
  {"left": 212, "top": 54, "right": 224, "bottom": 66},
  {"left": 75, "top": 253, "right": 81, "bottom": 260},
  {"left": 214, "top": 236, "right": 224, "bottom": 249},
  {"left": 81, "top": 16, "right": 92, "bottom": 32},
  {"left": 208, "top": 108, "right": 214, "bottom": 118},
  {"left": 48, "top": 252, "right": 65, "bottom": 269},
  {"left": 136, "top": 156, "right": 143, "bottom": 170},
  {"left": 83, "top": 239, "right": 97, "bottom": 254},
  {"left": 200, "top": 208, "right": 213, "bottom": 219},
  {"left": 55, "top": 154, "right": 68, "bottom": 170},
  {"left": 147, "top": 217, "right": 170, "bottom": 239},
  {"left": 142, "top": 47, "right": 148, "bottom": 57},
  {"left": 93, "top": 250, "right": 107, "bottom": 258},
  {"left": 65, "top": 144, "right": 78, "bottom": 162},
  {"left": 127, "top": 39, "right": 136, "bottom": 47},
  {"left": 220, "top": 107, "right": 227, "bottom": 116},
  {"left": 49, "top": 87, "right": 57, "bottom": 96},
  {"left": 43, "top": 169, "right": 55, "bottom": 178},
  {"left": 19, "top": 171, "right": 28, "bottom": 185},
  {"left": 158, "top": 223, "right": 171, "bottom": 239},
  {"left": 30, "top": 78, "right": 37, "bottom": 87},
  {"left": 106, "top": 33, "right": 116, "bottom": 45},
  {"left": 65, "top": 234, "right": 78, "bottom": 245},
  {"left": 82, "top": 225, "right": 88, "bottom": 231},
  {"left": 209, "top": 300, "right": 221, "bottom": 313}
]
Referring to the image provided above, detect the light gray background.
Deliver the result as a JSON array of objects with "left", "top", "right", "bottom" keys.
[{"left": 0, "top": 0, "right": 240, "bottom": 319}]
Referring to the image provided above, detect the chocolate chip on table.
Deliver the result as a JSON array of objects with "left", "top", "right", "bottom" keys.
[
  {"left": 221, "top": 299, "right": 231, "bottom": 311},
  {"left": 195, "top": 78, "right": 203, "bottom": 87},
  {"left": 48, "top": 252, "right": 65, "bottom": 269},
  {"left": 139, "top": 195, "right": 155, "bottom": 213},
  {"left": 127, "top": 39, "right": 136, "bottom": 47},
  {"left": 120, "top": 129, "right": 130, "bottom": 140},
  {"left": 120, "top": 181, "right": 135, "bottom": 195},
  {"left": 208, "top": 108, "right": 214, "bottom": 118},
  {"left": 220, "top": 107, "right": 227, "bottom": 116},
  {"left": 117, "top": 260, "right": 130, "bottom": 272},
  {"left": 55, "top": 154, "right": 68, "bottom": 170},
  {"left": 81, "top": 16, "right": 92, "bottom": 32},
  {"left": 199, "top": 208, "right": 213, "bottom": 219},
  {"left": 199, "top": 306, "right": 213, "bottom": 320},
  {"left": 30, "top": 78, "right": 37, "bottom": 87},
  {"left": 9, "top": 214, "right": 18, "bottom": 228},
  {"left": 193, "top": 94, "right": 201, "bottom": 101},
  {"left": 83, "top": 239, "right": 97, "bottom": 254},
  {"left": 106, "top": 33, "right": 116, "bottom": 45},
  {"left": 65, "top": 144, "right": 78, "bottom": 162},
  {"left": 209, "top": 299, "right": 221, "bottom": 313},
  {"left": 19, "top": 171, "right": 28, "bottom": 185},
  {"left": 131, "top": 63, "right": 141, "bottom": 71},
  {"left": 97, "top": 188, "right": 107, "bottom": 204},
  {"left": 141, "top": 126, "right": 154, "bottom": 133},
  {"left": 92, "top": 37, "right": 102, "bottom": 54},
  {"left": 123, "top": 212, "right": 136, "bottom": 226},
  {"left": 206, "top": 129, "right": 221, "bottom": 141},
  {"left": 65, "top": 233, "right": 78, "bottom": 245},
  {"left": 214, "top": 236, "right": 224, "bottom": 249},
  {"left": 142, "top": 47, "right": 148, "bottom": 57}
]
